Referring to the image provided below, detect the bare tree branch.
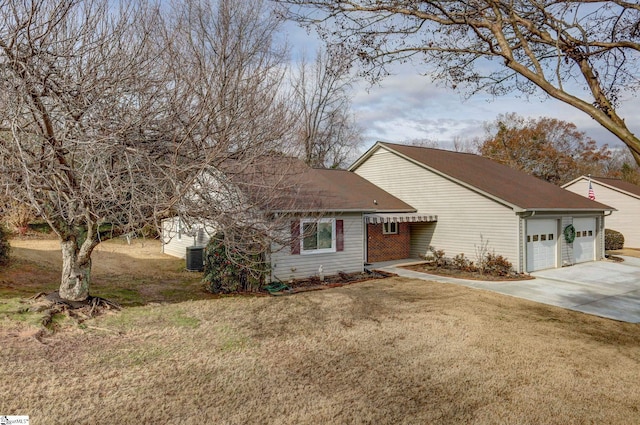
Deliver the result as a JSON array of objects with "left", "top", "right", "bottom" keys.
[{"left": 277, "top": 0, "right": 640, "bottom": 164}]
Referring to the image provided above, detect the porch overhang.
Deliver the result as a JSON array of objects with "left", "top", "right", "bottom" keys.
[{"left": 364, "top": 212, "right": 437, "bottom": 224}]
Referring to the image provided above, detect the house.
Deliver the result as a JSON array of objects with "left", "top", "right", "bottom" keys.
[
  {"left": 162, "top": 159, "right": 432, "bottom": 280},
  {"left": 563, "top": 176, "right": 639, "bottom": 248},
  {"left": 349, "top": 142, "right": 615, "bottom": 272}
]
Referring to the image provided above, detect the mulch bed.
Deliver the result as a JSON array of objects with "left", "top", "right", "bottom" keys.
[
  {"left": 266, "top": 270, "right": 396, "bottom": 296},
  {"left": 402, "top": 263, "right": 534, "bottom": 281}
]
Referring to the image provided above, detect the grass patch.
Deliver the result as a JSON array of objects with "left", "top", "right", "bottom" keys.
[
  {"left": 0, "top": 298, "right": 44, "bottom": 326},
  {"left": 1, "top": 238, "right": 208, "bottom": 304},
  {"left": 3, "top": 239, "right": 640, "bottom": 424},
  {"left": 92, "top": 287, "right": 145, "bottom": 307},
  {"left": 97, "top": 304, "right": 201, "bottom": 332},
  {"left": 2, "top": 280, "right": 640, "bottom": 424}
]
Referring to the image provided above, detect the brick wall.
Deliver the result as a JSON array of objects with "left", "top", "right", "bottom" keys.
[{"left": 367, "top": 223, "right": 411, "bottom": 263}]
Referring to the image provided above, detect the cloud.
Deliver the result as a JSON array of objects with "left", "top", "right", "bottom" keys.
[
  {"left": 284, "top": 25, "right": 640, "bottom": 154},
  {"left": 351, "top": 70, "right": 639, "bottom": 152}
]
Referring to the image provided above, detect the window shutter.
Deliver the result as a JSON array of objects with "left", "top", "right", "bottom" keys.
[
  {"left": 336, "top": 219, "right": 344, "bottom": 252},
  {"left": 291, "top": 220, "right": 300, "bottom": 255}
]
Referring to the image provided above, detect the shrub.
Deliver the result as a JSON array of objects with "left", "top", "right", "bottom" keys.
[
  {"left": 425, "top": 245, "right": 448, "bottom": 268},
  {"left": 452, "top": 253, "right": 476, "bottom": 272},
  {"left": 479, "top": 252, "right": 513, "bottom": 276},
  {"left": 605, "top": 229, "right": 625, "bottom": 251},
  {"left": 203, "top": 232, "right": 269, "bottom": 294},
  {"left": 5, "top": 201, "right": 35, "bottom": 235},
  {"left": 0, "top": 224, "right": 10, "bottom": 266}
]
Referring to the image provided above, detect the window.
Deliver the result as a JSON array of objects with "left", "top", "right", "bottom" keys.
[
  {"left": 301, "top": 218, "right": 335, "bottom": 254},
  {"left": 533, "top": 235, "right": 539, "bottom": 242},
  {"left": 588, "top": 230, "right": 593, "bottom": 237},
  {"left": 382, "top": 222, "right": 398, "bottom": 234},
  {"left": 549, "top": 234, "right": 554, "bottom": 240},
  {"left": 541, "top": 234, "right": 547, "bottom": 241}
]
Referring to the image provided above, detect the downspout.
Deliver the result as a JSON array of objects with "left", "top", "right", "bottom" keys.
[{"left": 363, "top": 217, "right": 369, "bottom": 266}]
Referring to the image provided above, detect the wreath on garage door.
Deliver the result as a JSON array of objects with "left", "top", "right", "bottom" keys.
[{"left": 563, "top": 224, "right": 576, "bottom": 244}]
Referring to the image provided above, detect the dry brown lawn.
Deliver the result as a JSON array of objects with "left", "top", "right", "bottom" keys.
[
  {"left": 609, "top": 248, "right": 640, "bottom": 259},
  {"left": 1, "top": 239, "right": 640, "bottom": 424},
  {"left": 1, "top": 237, "right": 211, "bottom": 305}
]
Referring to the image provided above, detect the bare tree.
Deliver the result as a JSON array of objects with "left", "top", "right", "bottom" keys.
[
  {"left": 160, "top": 0, "right": 300, "bottom": 266},
  {"left": 291, "top": 47, "right": 363, "bottom": 168},
  {"left": 277, "top": 1, "right": 640, "bottom": 165},
  {"left": 0, "top": 0, "right": 173, "bottom": 301},
  {"left": 0, "top": 0, "right": 296, "bottom": 302}
]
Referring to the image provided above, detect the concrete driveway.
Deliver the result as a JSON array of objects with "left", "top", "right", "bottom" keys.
[{"left": 377, "top": 257, "right": 640, "bottom": 323}]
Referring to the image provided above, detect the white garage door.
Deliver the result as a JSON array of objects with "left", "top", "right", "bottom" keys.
[
  {"left": 526, "top": 219, "right": 558, "bottom": 272},
  {"left": 573, "top": 217, "right": 596, "bottom": 263}
]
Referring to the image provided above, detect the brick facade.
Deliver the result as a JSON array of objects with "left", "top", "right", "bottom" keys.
[{"left": 366, "top": 223, "right": 411, "bottom": 263}]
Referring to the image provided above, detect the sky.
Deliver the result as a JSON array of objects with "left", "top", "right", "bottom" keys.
[{"left": 284, "top": 22, "right": 639, "bottom": 155}]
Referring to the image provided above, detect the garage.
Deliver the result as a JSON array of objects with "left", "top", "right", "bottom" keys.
[
  {"left": 526, "top": 219, "right": 558, "bottom": 272},
  {"left": 573, "top": 217, "right": 596, "bottom": 263}
]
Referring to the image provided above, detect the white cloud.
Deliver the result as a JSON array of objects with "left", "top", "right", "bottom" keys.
[{"left": 285, "top": 25, "right": 640, "bottom": 154}]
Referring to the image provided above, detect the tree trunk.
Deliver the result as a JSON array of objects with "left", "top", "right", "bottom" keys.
[{"left": 59, "top": 239, "right": 92, "bottom": 301}]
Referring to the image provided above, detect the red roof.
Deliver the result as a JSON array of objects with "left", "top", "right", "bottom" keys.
[{"left": 362, "top": 142, "right": 614, "bottom": 211}]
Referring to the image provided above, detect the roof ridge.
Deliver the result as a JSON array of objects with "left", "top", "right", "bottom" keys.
[{"left": 379, "top": 141, "right": 479, "bottom": 157}]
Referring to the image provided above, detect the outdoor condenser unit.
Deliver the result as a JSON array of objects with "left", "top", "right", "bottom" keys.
[{"left": 186, "top": 246, "right": 205, "bottom": 272}]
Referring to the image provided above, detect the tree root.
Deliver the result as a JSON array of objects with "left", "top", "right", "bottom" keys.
[{"left": 27, "top": 292, "right": 121, "bottom": 341}]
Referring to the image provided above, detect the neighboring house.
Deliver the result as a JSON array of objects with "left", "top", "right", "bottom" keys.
[
  {"left": 563, "top": 176, "right": 640, "bottom": 248},
  {"left": 162, "top": 160, "right": 430, "bottom": 280},
  {"left": 350, "top": 142, "right": 615, "bottom": 272}
]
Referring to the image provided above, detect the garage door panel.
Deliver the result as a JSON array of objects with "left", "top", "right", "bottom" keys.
[
  {"left": 527, "top": 219, "right": 557, "bottom": 272},
  {"left": 573, "top": 218, "right": 596, "bottom": 263}
]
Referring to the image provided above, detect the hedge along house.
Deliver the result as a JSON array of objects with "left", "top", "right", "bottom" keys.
[
  {"left": 350, "top": 142, "right": 615, "bottom": 272},
  {"left": 161, "top": 156, "right": 425, "bottom": 281},
  {"left": 563, "top": 176, "right": 640, "bottom": 248}
]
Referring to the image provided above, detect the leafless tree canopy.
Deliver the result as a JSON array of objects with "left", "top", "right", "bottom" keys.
[
  {"left": 0, "top": 0, "right": 297, "bottom": 301},
  {"left": 290, "top": 47, "right": 363, "bottom": 168},
  {"left": 278, "top": 0, "right": 640, "bottom": 164}
]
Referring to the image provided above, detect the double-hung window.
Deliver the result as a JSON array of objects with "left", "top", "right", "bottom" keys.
[{"left": 301, "top": 218, "right": 336, "bottom": 254}]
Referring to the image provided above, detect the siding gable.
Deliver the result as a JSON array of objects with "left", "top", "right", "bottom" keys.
[
  {"left": 564, "top": 178, "right": 640, "bottom": 248},
  {"left": 354, "top": 147, "right": 520, "bottom": 269}
]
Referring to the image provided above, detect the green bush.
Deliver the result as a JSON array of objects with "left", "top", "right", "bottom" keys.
[
  {"left": 202, "top": 232, "right": 269, "bottom": 294},
  {"left": 605, "top": 229, "right": 625, "bottom": 250},
  {"left": 0, "top": 224, "right": 10, "bottom": 266}
]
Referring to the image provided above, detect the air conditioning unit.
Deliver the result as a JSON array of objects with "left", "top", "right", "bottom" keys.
[{"left": 186, "top": 246, "right": 205, "bottom": 272}]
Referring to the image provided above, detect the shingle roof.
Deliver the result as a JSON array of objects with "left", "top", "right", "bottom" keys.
[
  {"left": 302, "top": 168, "right": 416, "bottom": 212},
  {"left": 222, "top": 155, "right": 415, "bottom": 213},
  {"left": 592, "top": 177, "right": 640, "bottom": 199},
  {"left": 369, "top": 142, "right": 614, "bottom": 211}
]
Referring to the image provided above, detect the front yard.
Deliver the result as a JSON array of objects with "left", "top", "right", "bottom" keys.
[{"left": 1, "top": 239, "right": 640, "bottom": 424}]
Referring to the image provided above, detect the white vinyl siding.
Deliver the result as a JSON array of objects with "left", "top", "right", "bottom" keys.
[
  {"left": 271, "top": 213, "right": 364, "bottom": 281},
  {"left": 565, "top": 179, "right": 640, "bottom": 248},
  {"left": 162, "top": 218, "right": 194, "bottom": 258},
  {"left": 161, "top": 217, "right": 213, "bottom": 258},
  {"left": 354, "top": 147, "right": 520, "bottom": 270}
]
